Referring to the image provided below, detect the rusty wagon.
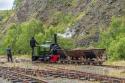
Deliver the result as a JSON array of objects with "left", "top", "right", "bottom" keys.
[{"left": 60, "top": 48, "right": 107, "bottom": 65}]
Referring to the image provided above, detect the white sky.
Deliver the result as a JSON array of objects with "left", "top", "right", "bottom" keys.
[{"left": 0, "top": 0, "right": 14, "bottom": 10}]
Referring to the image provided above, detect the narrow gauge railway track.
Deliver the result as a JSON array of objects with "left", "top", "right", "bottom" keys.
[
  {"left": 33, "top": 61, "right": 125, "bottom": 70},
  {"left": 45, "top": 65, "right": 125, "bottom": 83},
  {"left": 0, "top": 65, "right": 125, "bottom": 83},
  {"left": 102, "top": 65, "right": 125, "bottom": 69},
  {"left": 1, "top": 57, "right": 125, "bottom": 70},
  {"left": 48, "top": 63, "right": 125, "bottom": 69},
  {"left": 0, "top": 66, "right": 47, "bottom": 83}
]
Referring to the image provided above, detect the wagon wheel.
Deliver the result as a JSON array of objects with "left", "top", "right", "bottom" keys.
[
  {"left": 98, "top": 61, "right": 103, "bottom": 66},
  {"left": 86, "top": 58, "right": 91, "bottom": 65},
  {"left": 84, "top": 61, "right": 90, "bottom": 65}
]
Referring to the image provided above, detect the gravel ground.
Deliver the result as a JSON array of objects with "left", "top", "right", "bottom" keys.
[
  {"left": 45, "top": 78, "right": 98, "bottom": 83},
  {"left": 0, "top": 78, "right": 11, "bottom": 83},
  {"left": 36, "top": 77, "right": 99, "bottom": 83},
  {"left": 46, "top": 64, "right": 109, "bottom": 75},
  {"left": 45, "top": 64, "right": 125, "bottom": 78}
]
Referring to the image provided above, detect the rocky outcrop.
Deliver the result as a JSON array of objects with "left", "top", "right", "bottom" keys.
[{"left": 1, "top": 0, "right": 125, "bottom": 46}]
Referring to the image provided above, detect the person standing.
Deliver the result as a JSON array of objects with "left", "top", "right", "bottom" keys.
[
  {"left": 6, "top": 46, "right": 13, "bottom": 62},
  {"left": 30, "top": 37, "right": 39, "bottom": 58}
]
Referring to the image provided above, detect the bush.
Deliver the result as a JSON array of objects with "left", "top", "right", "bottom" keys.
[
  {"left": 108, "top": 37, "right": 125, "bottom": 60},
  {"left": 0, "top": 19, "right": 44, "bottom": 54},
  {"left": 98, "top": 16, "right": 125, "bottom": 60},
  {"left": 59, "top": 38, "right": 75, "bottom": 49},
  {"left": 0, "top": 18, "right": 76, "bottom": 54}
]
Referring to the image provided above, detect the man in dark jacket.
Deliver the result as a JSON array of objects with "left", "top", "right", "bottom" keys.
[
  {"left": 30, "top": 37, "right": 39, "bottom": 57},
  {"left": 6, "top": 46, "right": 13, "bottom": 62}
]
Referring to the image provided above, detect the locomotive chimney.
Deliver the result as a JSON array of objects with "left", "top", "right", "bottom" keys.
[{"left": 54, "top": 33, "right": 57, "bottom": 44}]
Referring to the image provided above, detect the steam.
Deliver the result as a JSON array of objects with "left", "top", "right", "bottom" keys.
[{"left": 57, "top": 28, "right": 76, "bottom": 38}]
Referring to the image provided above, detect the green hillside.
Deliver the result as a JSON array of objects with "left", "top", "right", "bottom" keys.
[{"left": 0, "top": 10, "right": 12, "bottom": 24}]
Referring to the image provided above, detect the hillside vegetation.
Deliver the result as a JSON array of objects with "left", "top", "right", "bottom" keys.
[
  {"left": 98, "top": 16, "right": 125, "bottom": 60},
  {"left": 0, "top": 10, "right": 12, "bottom": 26},
  {"left": 0, "top": 0, "right": 125, "bottom": 60}
]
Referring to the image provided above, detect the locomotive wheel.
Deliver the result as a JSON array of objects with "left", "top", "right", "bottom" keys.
[
  {"left": 57, "top": 60, "right": 61, "bottom": 64},
  {"left": 67, "top": 61, "right": 72, "bottom": 64},
  {"left": 62, "top": 60, "right": 66, "bottom": 64},
  {"left": 93, "top": 62, "right": 97, "bottom": 65},
  {"left": 86, "top": 61, "right": 90, "bottom": 65},
  {"left": 89, "top": 62, "right": 93, "bottom": 65},
  {"left": 70, "top": 61, "right": 73, "bottom": 64},
  {"left": 65, "top": 60, "right": 68, "bottom": 64},
  {"left": 77, "top": 61, "right": 82, "bottom": 65},
  {"left": 60, "top": 60, "right": 63, "bottom": 64},
  {"left": 83, "top": 61, "right": 87, "bottom": 65},
  {"left": 84, "top": 61, "right": 90, "bottom": 65}
]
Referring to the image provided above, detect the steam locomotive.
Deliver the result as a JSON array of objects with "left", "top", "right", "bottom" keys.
[{"left": 32, "top": 34, "right": 107, "bottom": 65}]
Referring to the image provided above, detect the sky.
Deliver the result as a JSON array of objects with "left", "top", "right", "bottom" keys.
[{"left": 0, "top": 0, "right": 14, "bottom": 10}]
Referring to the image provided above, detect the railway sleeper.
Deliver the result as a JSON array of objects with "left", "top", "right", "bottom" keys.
[
  {"left": 7, "top": 77, "right": 19, "bottom": 81},
  {"left": 48, "top": 73, "right": 55, "bottom": 76},
  {"left": 55, "top": 72, "right": 67, "bottom": 78},
  {"left": 23, "top": 80, "right": 39, "bottom": 83},
  {"left": 60, "top": 75, "right": 67, "bottom": 78},
  {"left": 20, "top": 76, "right": 31, "bottom": 79},
  {"left": 95, "top": 76, "right": 109, "bottom": 81},
  {"left": 100, "top": 80, "right": 110, "bottom": 83},
  {"left": 111, "top": 79, "right": 123, "bottom": 83},
  {"left": 58, "top": 72, "right": 65, "bottom": 75},
  {"left": 53, "top": 74, "right": 60, "bottom": 78},
  {"left": 79, "top": 76, "right": 88, "bottom": 80},
  {"left": 11, "top": 77, "right": 41, "bottom": 83},
  {"left": 67, "top": 74, "right": 79, "bottom": 79},
  {"left": 88, "top": 75, "right": 99, "bottom": 81},
  {"left": 58, "top": 60, "right": 66, "bottom": 64},
  {"left": 64, "top": 60, "right": 69, "bottom": 64},
  {"left": 11, "top": 79, "right": 23, "bottom": 83}
]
